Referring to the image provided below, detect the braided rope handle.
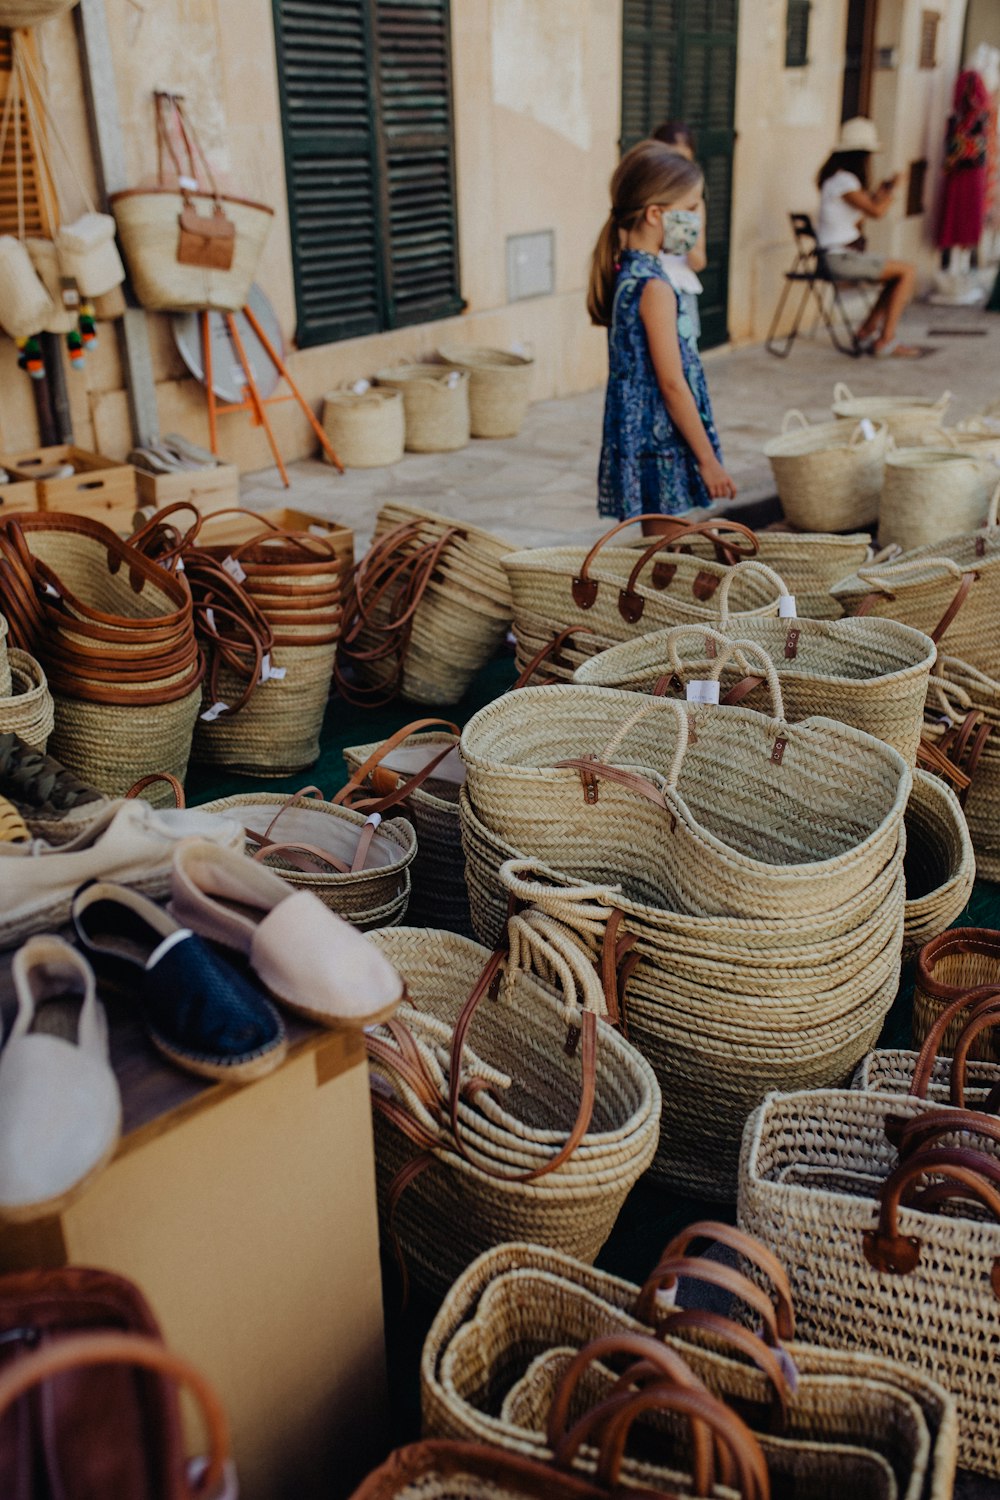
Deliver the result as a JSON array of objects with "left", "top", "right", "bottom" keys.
[{"left": 714, "top": 559, "right": 790, "bottom": 627}]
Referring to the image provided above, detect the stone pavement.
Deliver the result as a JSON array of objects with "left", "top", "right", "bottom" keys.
[{"left": 241, "top": 300, "right": 1000, "bottom": 550}]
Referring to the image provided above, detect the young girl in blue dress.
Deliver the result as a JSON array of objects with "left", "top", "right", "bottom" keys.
[{"left": 589, "top": 140, "right": 736, "bottom": 529}]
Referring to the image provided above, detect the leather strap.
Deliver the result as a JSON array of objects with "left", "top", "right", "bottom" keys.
[
  {"left": 657, "top": 1308, "right": 790, "bottom": 1429},
  {"left": 593, "top": 1382, "right": 769, "bottom": 1499},
  {"left": 906, "top": 985, "right": 1000, "bottom": 1100},
  {"left": 916, "top": 929, "right": 1000, "bottom": 1003},
  {"left": 331, "top": 719, "right": 461, "bottom": 813},
  {"left": 636, "top": 1256, "right": 782, "bottom": 1348},
  {"left": 864, "top": 1145, "right": 1000, "bottom": 1295},
  {"left": 125, "top": 772, "right": 186, "bottom": 809},
  {"left": 649, "top": 1221, "right": 795, "bottom": 1340},
  {"left": 512, "top": 627, "right": 603, "bottom": 689}
]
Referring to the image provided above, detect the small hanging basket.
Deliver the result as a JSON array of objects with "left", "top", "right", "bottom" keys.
[
  {"left": 321, "top": 386, "right": 405, "bottom": 469},
  {"left": 375, "top": 365, "right": 470, "bottom": 453},
  {"left": 437, "top": 344, "right": 534, "bottom": 439}
]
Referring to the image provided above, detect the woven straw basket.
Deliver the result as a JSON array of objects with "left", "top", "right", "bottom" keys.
[
  {"left": 920, "top": 654, "right": 1000, "bottom": 882},
  {"left": 764, "top": 411, "right": 887, "bottom": 531},
  {"left": 110, "top": 190, "right": 273, "bottom": 313},
  {"left": 0, "top": 0, "right": 76, "bottom": 22},
  {"left": 0, "top": 615, "right": 9, "bottom": 699},
  {"left": 901, "top": 768, "right": 974, "bottom": 959},
  {"left": 855, "top": 987, "right": 1000, "bottom": 1107},
  {"left": 680, "top": 529, "right": 873, "bottom": 620},
  {"left": 321, "top": 387, "right": 404, "bottom": 468},
  {"left": 192, "top": 641, "right": 333, "bottom": 777},
  {"left": 422, "top": 1236, "right": 958, "bottom": 1500},
  {"left": 573, "top": 611, "right": 935, "bottom": 766},
  {"left": 339, "top": 720, "right": 471, "bottom": 935},
  {"left": 375, "top": 366, "right": 470, "bottom": 452},
  {"left": 878, "top": 450, "right": 999, "bottom": 552},
  {"left": 350, "top": 1442, "right": 641, "bottom": 1500},
  {"left": 738, "top": 1085, "right": 1000, "bottom": 1475},
  {"left": 48, "top": 682, "right": 201, "bottom": 807},
  {"left": 194, "top": 790, "right": 416, "bottom": 929},
  {"left": 924, "top": 422, "right": 1000, "bottom": 461},
  {"left": 0, "top": 649, "right": 54, "bottom": 750},
  {"left": 832, "top": 382, "right": 952, "bottom": 444},
  {"left": 437, "top": 344, "right": 534, "bottom": 439},
  {"left": 831, "top": 488, "right": 1000, "bottom": 678},
  {"left": 365, "top": 925, "right": 660, "bottom": 1297},
  {"left": 910, "top": 927, "right": 1000, "bottom": 1063}
]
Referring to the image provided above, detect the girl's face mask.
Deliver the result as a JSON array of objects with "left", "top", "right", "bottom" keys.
[{"left": 660, "top": 208, "right": 701, "bottom": 256}]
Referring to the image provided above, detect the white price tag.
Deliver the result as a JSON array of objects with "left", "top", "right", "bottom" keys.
[
  {"left": 446, "top": 371, "right": 461, "bottom": 388},
  {"left": 859, "top": 417, "right": 877, "bottom": 442},
  {"left": 686, "top": 679, "right": 720, "bottom": 705},
  {"left": 200, "top": 700, "right": 229, "bottom": 723},
  {"left": 178, "top": 175, "right": 199, "bottom": 192},
  {"left": 352, "top": 378, "right": 371, "bottom": 394},
  {"left": 203, "top": 606, "right": 216, "bottom": 633},
  {"left": 778, "top": 593, "right": 797, "bottom": 618},
  {"left": 365, "top": 812, "right": 383, "bottom": 828},
  {"left": 258, "top": 653, "right": 287, "bottom": 684},
  {"left": 221, "top": 554, "right": 247, "bottom": 584}
]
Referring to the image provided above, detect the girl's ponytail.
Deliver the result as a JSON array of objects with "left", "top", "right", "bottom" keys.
[
  {"left": 588, "top": 140, "right": 703, "bottom": 329},
  {"left": 587, "top": 212, "right": 618, "bottom": 328}
]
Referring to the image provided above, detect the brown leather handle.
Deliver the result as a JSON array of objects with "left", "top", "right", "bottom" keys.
[
  {"left": 0, "top": 1331, "right": 229, "bottom": 1497},
  {"left": 553, "top": 759, "right": 669, "bottom": 809},
  {"left": 125, "top": 772, "right": 186, "bottom": 809},
  {"left": 570, "top": 516, "right": 759, "bottom": 612},
  {"left": 906, "top": 985, "right": 1000, "bottom": 1101},
  {"left": 892, "top": 1106, "right": 1000, "bottom": 1157},
  {"left": 636, "top": 1256, "right": 783, "bottom": 1348},
  {"left": 332, "top": 719, "right": 461, "bottom": 813},
  {"left": 917, "top": 929, "right": 1000, "bottom": 1003},
  {"left": 647, "top": 1220, "right": 796, "bottom": 1340},
  {"left": 615, "top": 522, "right": 761, "bottom": 625},
  {"left": 592, "top": 1382, "right": 770, "bottom": 1499},
  {"left": 864, "top": 1145, "right": 1000, "bottom": 1290},
  {"left": 512, "top": 627, "right": 605, "bottom": 689},
  {"left": 129, "top": 501, "right": 204, "bottom": 565},
  {"left": 544, "top": 1333, "right": 714, "bottom": 1495},
  {"left": 657, "top": 1309, "right": 790, "bottom": 1428}
]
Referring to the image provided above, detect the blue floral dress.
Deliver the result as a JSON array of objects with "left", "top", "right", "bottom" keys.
[{"left": 597, "top": 249, "right": 722, "bottom": 520}]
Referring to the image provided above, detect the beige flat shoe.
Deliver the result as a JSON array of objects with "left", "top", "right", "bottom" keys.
[
  {"left": 170, "top": 839, "right": 405, "bottom": 1029},
  {"left": 0, "top": 936, "right": 121, "bottom": 1222}
]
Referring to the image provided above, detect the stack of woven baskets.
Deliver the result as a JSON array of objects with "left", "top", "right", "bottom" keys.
[
  {"left": 0, "top": 512, "right": 201, "bottom": 803},
  {"left": 0, "top": 613, "right": 54, "bottom": 751},
  {"left": 336, "top": 502, "right": 514, "bottom": 707},
  {"left": 459, "top": 681, "right": 911, "bottom": 1197}
]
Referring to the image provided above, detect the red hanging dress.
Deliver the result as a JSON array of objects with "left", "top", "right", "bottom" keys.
[{"left": 937, "top": 70, "right": 991, "bottom": 249}]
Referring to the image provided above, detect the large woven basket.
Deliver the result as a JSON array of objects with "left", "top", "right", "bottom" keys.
[
  {"left": 48, "top": 681, "right": 201, "bottom": 807},
  {"left": 109, "top": 190, "right": 273, "bottom": 313},
  {"left": 763, "top": 411, "right": 887, "bottom": 531},
  {"left": 321, "top": 387, "right": 404, "bottom": 468},
  {"left": 738, "top": 1085, "right": 1000, "bottom": 1475},
  {"left": 339, "top": 720, "right": 471, "bottom": 935},
  {"left": 901, "top": 769, "right": 974, "bottom": 959},
  {"left": 0, "top": 648, "right": 54, "bottom": 750},
  {"left": 679, "top": 529, "right": 873, "bottom": 620},
  {"left": 911, "top": 926, "right": 1000, "bottom": 1063},
  {"left": 193, "top": 789, "right": 416, "bottom": 929},
  {"left": 831, "top": 383, "right": 952, "bottom": 444},
  {"left": 831, "top": 490, "right": 1000, "bottom": 678},
  {"left": 573, "top": 613, "right": 935, "bottom": 765},
  {"left": 192, "top": 640, "right": 334, "bottom": 777},
  {"left": 365, "top": 926, "right": 660, "bottom": 1297},
  {"left": 422, "top": 1236, "right": 958, "bottom": 1500},
  {"left": 375, "top": 366, "right": 470, "bottom": 452},
  {"left": 437, "top": 344, "right": 534, "bottom": 439},
  {"left": 878, "top": 452, "right": 999, "bottom": 552}
]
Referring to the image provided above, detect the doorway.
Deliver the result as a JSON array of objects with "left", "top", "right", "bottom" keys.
[
  {"left": 620, "top": 0, "right": 739, "bottom": 349},
  {"left": 842, "top": 0, "right": 878, "bottom": 120}
]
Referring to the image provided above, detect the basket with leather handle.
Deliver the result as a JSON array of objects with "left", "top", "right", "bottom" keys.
[
  {"left": 830, "top": 485, "right": 1000, "bottom": 679},
  {"left": 910, "top": 927, "right": 1000, "bottom": 1062},
  {"left": 854, "top": 984, "right": 1000, "bottom": 1106},
  {"left": 739, "top": 1085, "right": 1000, "bottom": 1475},
  {"left": 763, "top": 412, "right": 887, "bottom": 532},
  {"left": 504, "top": 518, "right": 783, "bottom": 686},
  {"left": 364, "top": 922, "right": 659, "bottom": 1299},
  {"left": 919, "top": 656, "right": 1000, "bottom": 882},
  {"left": 670, "top": 526, "right": 873, "bottom": 621},
  {"left": 421, "top": 1224, "right": 957, "bottom": 1500}
]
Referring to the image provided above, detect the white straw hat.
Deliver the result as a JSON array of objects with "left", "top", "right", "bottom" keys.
[{"left": 835, "top": 117, "right": 882, "bottom": 153}]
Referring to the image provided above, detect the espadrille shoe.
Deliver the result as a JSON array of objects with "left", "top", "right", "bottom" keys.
[
  {"left": 0, "top": 796, "right": 28, "bottom": 843},
  {"left": 0, "top": 733, "right": 106, "bottom": 821},
  {"left": 72, "top": 881, "right": 286, "bottom": 1085},
  {"left": 169, "top": 839, "right": 404, "bottom": 1029},
  {"left": 0, "top": 937, "right": 120, "bottom": 1222}
]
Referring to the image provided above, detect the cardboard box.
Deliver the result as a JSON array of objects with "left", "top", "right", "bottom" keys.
[
  {"left": 134, "top": 462, "right": 240, "bottom": 517},
  {"left": 1, "top": 445, "right": 136, "bottom": 533},
  {"left": 0, "top": 1025, "right": 388, "bottom": 1500}
]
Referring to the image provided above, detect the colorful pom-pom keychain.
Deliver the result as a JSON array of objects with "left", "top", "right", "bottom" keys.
[{"left": 16, "top": 336, "right": 45, "bottom": 381}]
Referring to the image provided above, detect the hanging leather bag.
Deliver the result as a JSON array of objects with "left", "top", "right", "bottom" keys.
[{"left": 156, "top": 93, "right": 236, "bottom": 273}]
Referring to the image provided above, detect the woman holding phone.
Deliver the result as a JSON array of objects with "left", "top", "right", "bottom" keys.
[{"left": 816, "top": 116, "right": 919, "bottom": 357}]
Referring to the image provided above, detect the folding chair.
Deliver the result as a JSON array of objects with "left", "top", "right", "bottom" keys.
[{"left": 765, "top": 213, "right": 881, "bottom": 359}]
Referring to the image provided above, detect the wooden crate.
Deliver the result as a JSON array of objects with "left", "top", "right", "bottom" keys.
[
  {"left": 134, "top": 462, "right": 240, "bottom": 517},
  {"left": 199, "top": 505, "right": 354, "bottom": 568},
  {"left": 1, "top": 445, "right": 137, "bottom": 532},
  {"left": 0, "top": 480, "right": 38, "bottom": 518}
]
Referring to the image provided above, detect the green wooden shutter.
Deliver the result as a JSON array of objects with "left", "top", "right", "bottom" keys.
[
  {"left": 621, "top": 0, "right": 678, "bottom": 151},
  {"left": 374, "top": 0, "right": 462, "bottom": 327},
  {"left": 785, "top": 0, "right": 811, "bottom": 68}
]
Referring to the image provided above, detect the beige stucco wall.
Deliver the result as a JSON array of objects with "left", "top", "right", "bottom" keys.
[{"left": 0, "top": 0, "right": 618, "bottom": 469}]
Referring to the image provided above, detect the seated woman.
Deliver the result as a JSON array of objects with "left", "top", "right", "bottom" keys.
[{"left": 817, "top": 116, "right": 918, "bottom": 358}]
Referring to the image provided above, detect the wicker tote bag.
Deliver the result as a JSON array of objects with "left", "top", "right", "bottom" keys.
[
  {"left": 573, "top": 610, "right": 935, "bottom": 766},
  {"left": 364, "top": 923, "right": 660, "bottom": 1298},
  {"left": 422, "top": 1227, "right": 958, "bottom": 1500},
  {"left": 336, "top": 718, "right": 471, "bottom": 935},
  {"left": 854, "top": 984, "right": 1000, "bottom": 1106},
  {"left": 830, "top": 485, "right": 1000, "bottom": 677},
  {"left": 831, "top": 383, "right": 952, "bottom": 444},
  {"left": 763, "top": 412, "right": 887, "bottom": 532},
  {"left": 738, "top": 1085, "right": 1000, "bottom": 1475},
  {"left": 321, "top": 387, "right": 405, "bottom": 468},
  {"left": 900, "top": 769, "right": 974, "bottom": 958},
  {"left": 909, "top": 928, "right": 1000, "bottom": 1061},
  {"left": 878, "top": 449, "right": 1000, "bottom": 552}
]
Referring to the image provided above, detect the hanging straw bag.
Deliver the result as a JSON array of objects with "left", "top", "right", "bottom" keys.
[
  {"left": 336, "top": 719, "right": 471, "bottom": 935},
  {"left": 437, "top": 344, "right": 535, "bottom": 439},
  {"left": 194, "top": 788, "right": 417, "bottom": 929},
  {"left": 321, "top": 386, "right": 405, "bottom": 468},
  {"left": 110, "top": 93, "right": 273, "bottom": 313},
  {"left": 422, "top": 1226, "right": 958, "bottom": 1500},
  {"left": 365, "top": 923, "right": 660, "bottom": 1298},
  {"left": 830, "top": 484, "right": 1000, "bottom": 677},
  {"left": 877, "top": 447, "right": 1000, "bottom": 552},
  {"left": 900, "top": 769, "right": 974, "bottom": 959},
  {"left": 572, "top": 606, "right": 936, "bottom": 766},
  {"left": 763, "top": 412, "right": 887, "bottom": 532},
  {"left": 375, "top": 366, "right": 470, "bottom": 452},
  {"left": 739, "top": 1085, "right": 1000, "bottom": 1475},
  {"left": 831, "top": 383, "right": 952, "bottom": 444}
]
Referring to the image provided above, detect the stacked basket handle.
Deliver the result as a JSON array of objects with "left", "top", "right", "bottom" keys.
[
  {"left": 905, "top": 987, "right": 1000, "bottom": 1103},
  {"left": 571, "top": 515, "right": 760, "bottom": 617}
]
